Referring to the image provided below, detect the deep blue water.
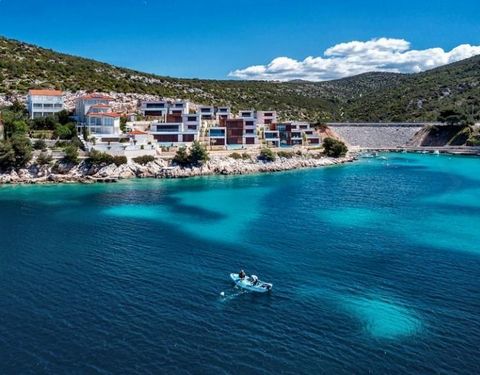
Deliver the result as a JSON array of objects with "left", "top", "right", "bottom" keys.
[{"left": 1, "top": 153, "right": 480, "bottom": 374}]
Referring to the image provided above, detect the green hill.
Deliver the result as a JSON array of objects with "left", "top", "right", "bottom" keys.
[{"left": 0, "top": 36, "right": 479, "bottom": 122}]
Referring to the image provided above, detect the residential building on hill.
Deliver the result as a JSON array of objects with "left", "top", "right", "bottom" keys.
[
  {"left": 27, "top": 89, "right": 64, "bottom": 119},
  {"left": 75, "top": 94, "right": 113, "bottom": 124},
  {"left": 85, "top": 112, "right": 122, "bottom": 136},
  {"left": 256, "top": 111, "right": 277, "bottom": 126}
]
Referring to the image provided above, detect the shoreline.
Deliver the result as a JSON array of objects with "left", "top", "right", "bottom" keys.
[{"left": 0, "top": 154, "right": 356, "bottom": 185}]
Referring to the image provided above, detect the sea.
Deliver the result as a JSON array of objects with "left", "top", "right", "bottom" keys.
[{"left": 0, "top": 152, "right": 479, "bottom": 374}]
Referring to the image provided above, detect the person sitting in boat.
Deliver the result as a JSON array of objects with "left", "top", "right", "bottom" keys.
[
  {"left": 239, "top": 269, "right": 246, "bottom": 279},
  {"left": 251, "top": 275, "right": 259, "bottom": 285}
]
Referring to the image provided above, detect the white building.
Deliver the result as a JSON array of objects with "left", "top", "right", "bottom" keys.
[
  {"left": 198, "top": 105, "right": 215, "bottom": 120},
  {"left": 216, "top": 107, "right": 231, "bottom": 122},
  {"left": 150, "top": 120, "right": 199, "bottom": 145},
  {"left": 85, "top": 112, "right": 122, "bottom": 136},
  {"left": 140, "top": 100, "right": 190, "bottom": 119},
  {"left": 27, "top": 89, "right": 64, "bottom": 119},
  {"left": 238, "top": 110, "right": 258, "bottom": 145},
  {"left": 75, "top": 94, "right": 113, "bottom": 124},
  {"left": 256, "top": 111, "right": 277, "bottom": 126}
]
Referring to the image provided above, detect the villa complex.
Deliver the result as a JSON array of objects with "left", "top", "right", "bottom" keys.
[{"left": 26, "top": 91, "right": 322, "bottom": 154}]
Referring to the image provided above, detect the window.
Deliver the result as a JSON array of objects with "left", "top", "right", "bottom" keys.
[
  {"left": 187, "top": 116, "right": 197, "bottom": 122},
  {"left": 146, "top": 103, "right": 164, "bottom": 108},
  {"left": 245, "top": 121, "right": 255, "bottom": 126},
  {"left": 33, "top": 103, "right": 43, "bottom": 108}
]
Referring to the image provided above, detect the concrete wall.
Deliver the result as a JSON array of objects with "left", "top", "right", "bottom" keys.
[{"left": 326, "top": 123, "right": 439, "bottom": 148}]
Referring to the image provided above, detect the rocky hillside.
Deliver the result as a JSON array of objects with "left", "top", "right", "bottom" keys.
[{"left": 1, "top": 36, "right": 479, "bottom": 122}]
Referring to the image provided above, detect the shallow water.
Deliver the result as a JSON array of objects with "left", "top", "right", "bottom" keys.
[{"left": 0, "top": 153, "right": 479, "bottom": 373}]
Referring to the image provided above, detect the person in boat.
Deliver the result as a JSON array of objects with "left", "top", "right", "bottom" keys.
[
  {"left": 239, "top": 269, "right": 246, "bottom": 279},
  {"left": 251, "top": 275, "right": 259, "bottom": 285}
]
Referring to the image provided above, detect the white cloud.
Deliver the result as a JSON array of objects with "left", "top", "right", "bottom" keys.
[{"left": 229, "top": 38, "right": 480, "bottom": 81}]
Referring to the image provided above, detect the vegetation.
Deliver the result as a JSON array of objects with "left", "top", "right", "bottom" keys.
[
  {"left": 132, "top": 155, "right": 155, "bottom": 165},
  {"left": 172, "top": 141, "right": 209, "bottom": 166},
  {"left": 277, "top": 150, "right": 295, "bottom": 159},
  {"left": 322, "top": 137, "right": 348, "bottom": 157},
  {"left": 189, "top": 141, "right": 209, "bottom": 165},
  {"left": 33, "top": 139, "right": 47, "bottom": 151},
  {"left": 172, "top": 146, "right": 190, "bottom": 166},
  {"left": 62, "top": 145, "right": 79, "bottom": 164},
  {"left": 229, "top": 152, "right": 242, "bottom": 160},
  {"left": 86, "top": 150, "right": 127, "bottom": 166},
  {"left": 258, "top": 148, "right": 276, "bottom": 162},
  {"left": 0, "top": 134, "right": 32, "bottom": 170},
  {"left": 36, "top": 152, "right": 53, "bottom": 165},
  {"left": 3, "top": 36, "right": 480, "bottom": 122}
]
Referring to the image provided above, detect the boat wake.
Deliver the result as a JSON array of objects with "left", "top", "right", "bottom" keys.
[{"left": 218, "top": 286, "right": 249, "bottom": 303}]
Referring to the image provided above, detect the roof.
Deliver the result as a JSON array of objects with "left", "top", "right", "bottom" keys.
[
  {"left": 128, "top": 130, "right": 148, "bottom": 135},
  {"left": 81, "top": 93, "right": 114, "bottom": 100},
  {"left": 28, "top": 89, "right": 63, "bottom": 96},
  {"left": 87, "top": 112, "right": 122, "bottom": 118}
]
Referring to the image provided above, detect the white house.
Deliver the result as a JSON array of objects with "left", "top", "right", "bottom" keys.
[
  {"left": 85, "top": 112, "right": 122, "bottom": 136},
  {"left": 75, "top": 94, "right": 113, "bottom": 124},
  {"left": 27, "top": 89, "right": 64, "bottom": 119}
]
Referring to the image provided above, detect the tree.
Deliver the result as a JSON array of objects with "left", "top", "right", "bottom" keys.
[
  {"left": 56, "top": 110, "right": 71, "bottom": 125},
  {"left": 63, "top": 145, "right": 79, "bottom": 164},
  {"left": 323, "top": 137, "right": 348, "bottom": 157},
  {"left": 120, "top": 117, "right": 128, "bottom": 133},
  {"left": 437, "top": 109, "right": 472, "bottom": 126},
  {"left": 33, "top": 139, "right": 47, "bottom": 151},
  {"left": 82, "top": 126, "right": 90, "bottom": 141},
  {"left": 54, "top": 123, "right": 76, "bottom": 140},
  {"left": 188, "top": 141, "right": 209, "bottom": 165},
  {"left": 172, "top": 146, "right": 189, "bottom": 166},
  {"left": 0, "top": 134, "right": 32, "bottom": 170},
  {"left": 258, "top": 148, "right": 276, "bottom": 162},
  {"left": 36, "top": 152, "right": 53, "bottom": 166}
]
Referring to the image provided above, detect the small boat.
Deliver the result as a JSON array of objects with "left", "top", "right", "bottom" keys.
[
  {"left": 433, "top": 150, "right": 440, "bottom": 155},
  {"left": 230, "top": 273, "right": 273, "bottom": 293}
]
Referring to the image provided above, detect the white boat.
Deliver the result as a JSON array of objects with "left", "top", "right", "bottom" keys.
[{"left": 230, "top": 273, "right": 273, "bottom": 293}]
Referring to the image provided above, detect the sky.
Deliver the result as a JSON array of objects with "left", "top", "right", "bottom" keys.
[{"left": 0, "top": 0, "right": 479, "bottom": 81}]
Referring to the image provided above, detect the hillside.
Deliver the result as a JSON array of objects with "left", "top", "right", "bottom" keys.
[{"left": 0, "top": 36, "right": 479, "bottom": 122}]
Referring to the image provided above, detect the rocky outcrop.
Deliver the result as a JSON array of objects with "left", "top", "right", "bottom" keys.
[{"left": 0, "top": 155, "right": 355, "bottom": 185}]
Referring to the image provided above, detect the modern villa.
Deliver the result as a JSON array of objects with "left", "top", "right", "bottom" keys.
[
  {"left": 27, "top": 89, "right": 64, "bottom": 119},
  {"left": 24, "top": 89, "right": 323, "bottom": 151}
]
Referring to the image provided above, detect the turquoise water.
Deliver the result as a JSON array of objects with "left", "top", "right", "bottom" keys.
[{"left": 0, "top": 153, "right": 479, "bottom": 373}]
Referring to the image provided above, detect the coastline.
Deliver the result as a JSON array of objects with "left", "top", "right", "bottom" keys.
[{"left": 0, "top": 154, "right": 356, "bottom": 185}]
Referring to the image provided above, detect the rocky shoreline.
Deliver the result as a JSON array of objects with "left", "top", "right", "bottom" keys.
[{"left": 0, "top": 154, "right": 356, "bottom": 185}]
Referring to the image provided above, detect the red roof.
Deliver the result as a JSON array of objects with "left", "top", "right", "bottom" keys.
[
  {"left": 128, "top": 130, "right": 147, "bottom": 135},
  {"left": 28, "top": 89, "right": 63, "bottom": 96},
  {"left": 87, "top": 112, "right": 122, "bottom": 118},
  {"left": 81, "top": 93, "right": 114, "bottom": 101}
]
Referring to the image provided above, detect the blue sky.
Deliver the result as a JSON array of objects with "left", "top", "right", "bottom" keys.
[{"left": 0, "top": 0, "right": 479, "bottom": 80}]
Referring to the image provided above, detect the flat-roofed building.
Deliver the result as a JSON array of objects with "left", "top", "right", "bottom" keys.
[
  {"left": 27, "top": 89, "right": 64, "bottom": 119},
  {"left": 256, "top": 111, "right": 277, "bottom": 126},
  {"left": 216, "top": 107, "right": 231, "bottom": 123},
  {"left": 150, "top": 120, "right": 199, "bottom": 145},
  {"left": 140, "top": 100, "right": 169, "bottom": 119},
  {"left": 198, "top": 106, "right": 215, "bottom": 120}
]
